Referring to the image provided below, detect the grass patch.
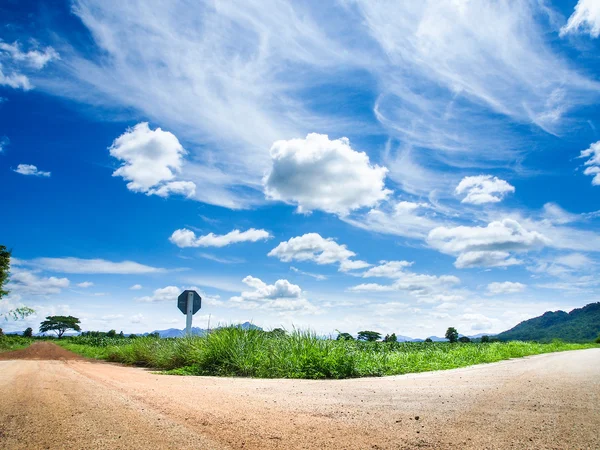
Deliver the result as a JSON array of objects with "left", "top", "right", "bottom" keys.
[
  {"left": 0, "top": 335, "right": 33, "bottom": 352},
  {"left": 57, "top": 327, "right": 599, "bottom": 379}
]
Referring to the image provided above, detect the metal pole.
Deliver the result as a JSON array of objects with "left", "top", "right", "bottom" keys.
[{"left": 186, "top": 291, "right": 194, "bottom": 335}]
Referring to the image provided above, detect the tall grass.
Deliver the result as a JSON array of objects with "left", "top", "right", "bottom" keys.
[
  {"left": 0, "top": 335, "right": 32, "bottom": 352},
  {"left": 58, "top": 327, "right": 599, "bottom": 379}
]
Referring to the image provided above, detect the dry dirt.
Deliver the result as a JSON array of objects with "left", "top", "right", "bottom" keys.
[{"left": 0, "top": 343, "right": 599, "bottom": 450}]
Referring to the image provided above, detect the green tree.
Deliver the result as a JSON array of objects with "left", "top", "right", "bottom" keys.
[
  {"left": 383, "top": 333, "right": 397, "bottom": 343},
  {"left": 39, "top": 316, "right": 81, "bottom": 338},
  {"left": 118, "top": 331, "right": 124, "bottom": 338},
  {"left": 458, "top": 336, "right": 471, "bottom": 343},
  {"left": 445, "top": 327, "right": 459, "bottom": 343},
  {"left": 357, "top": 330, "right": 381, "bottom": 342},
  {"left": 106, "top": 329, "right": 117, "bottom": 338},
  {"left": 0, "top": 245, "right": 35, "bottom": 321},
  {"left": 269, "top": 328, "right": 287, "bottom": 338},
  {"left": 129, "top": 333, "right": 138, "bottom": 339},
  {"left": 336, "top": 332, "right": 354, "bottom": 341},
  {"left": 595, "top": 334, "right": 600, "bottom": 344},
  {"left": 480, "top": 335, "right": 490, "bottom": 343},
  {"left": 424, "top": 337, "right": 433, "bottom": 343},
  {"left": 23, "top": 327, "right": 33, "bottom": 337}
]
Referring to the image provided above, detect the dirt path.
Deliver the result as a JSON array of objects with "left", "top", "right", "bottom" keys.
[{"left": 0, "top": 343, "right": 599, "bottom": 449}]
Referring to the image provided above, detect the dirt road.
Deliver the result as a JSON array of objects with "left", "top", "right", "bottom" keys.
[{"left": 0, "top": 343, "right": 598, "bottom": 449}]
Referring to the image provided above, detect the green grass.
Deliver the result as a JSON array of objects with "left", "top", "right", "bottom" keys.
[
  {"left": 0, "top": 335, "right": 33, "bottom": 352},
  {"left": 57, "top": 327, "right": 600, "bottom": 379}
]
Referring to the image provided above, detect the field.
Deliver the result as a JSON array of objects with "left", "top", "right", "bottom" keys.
[
  {"left": 0, "top": 334, "right": 33, "bottom": 352},
  {"left": 57, "top": 327, "right": 599, "bottom": 379}
]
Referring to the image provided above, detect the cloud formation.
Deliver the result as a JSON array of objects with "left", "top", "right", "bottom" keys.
[
  {"left": 7, "top": 268, "right": 70, "bottom": 296},
  {"left": 560, "top": 0, "right": 600, "bottom": 38},
  {"left": 109, "top": 122, "right": 195, "bottom": 198},
  {"left": 136, "top": 286, "right": 180, "bottom": 303},
  {"left": 28, "top": 257, "right": 166, "bottom": 274},
  {"left": 264, "top": 133, "right": 391, "bottom": 215},
  {"left": 229, "top": 276, "right": 318, "bottom": 313},
  {"left": 428, "top": 219, "right": 549, "bottom": 268},
  {"left": 169, "top": 228, "right": 271, "bottom": 248},
  {"left": 268, "top": 233, "right": 369, "bottom": 272},
  {"left": 487, "top": 281, "right": 526, "bottom": 295},
  {"left": 13, "top": 164, "right": 51, "bottom": 177},
  {"left": 579, "top": 141, "right": 600, "bottom": 186},
  {"left": 0, "top": 40, "right": 59, "bottom": 90},
  {"left": 455, "top": 175, "right": 515, "bottom": 204}
]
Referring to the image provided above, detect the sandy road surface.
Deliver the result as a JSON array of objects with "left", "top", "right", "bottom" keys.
[{"left": 0, "top": 343, "right": 599, "bottom": 449}]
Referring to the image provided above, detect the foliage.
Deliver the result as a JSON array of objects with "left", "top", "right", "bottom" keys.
[
  {"left": 0, "top": 334, "right": 32, "bottom": 352},
  {"left": 383, "top": 333, "right": 397, "bottom": 343},
  {"left": 269, "top": 328, "right": 287, "bottom": 338},
  {"left": 39, "top": 316, "right": 81, "bottom": 338},
  {"left": 57, "top": 326, "right": 600, "bottom": 380},
  {"left": 357, "top": 330, "right": 381, "bottom": 342},
  {"left": 497, "top": 302, "right": 600, "bottom": 343},
  {"left": 0, "top": 246, "right": 35, "bottom": 321},
  {"left": 336, "top": 332, "right": 354, "bottom": 341},
  {"left": 480, "top": 335, "right": 490, "bottom": 343},
  {"left": 445, "top": 327, "right": 459, "bottom": 343},
  {"left": 458, "top": 336, "right": 471, "bottom": 343},
  {"left": 424, "top": 338, "right": 433, "bottom": 343},
  {"left": 596, "top": 334, "right": 600, "bottom": 344},
  {"left": 106, "top": 329, "right": 117, "bottom": 338},
  {"left": 23, "top": 327, "right": 33, "bottom": 337}
]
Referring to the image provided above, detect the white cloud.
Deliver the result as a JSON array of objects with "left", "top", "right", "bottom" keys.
[
  {"left": 28, "top": 257, "right": 166, "bottom": 274},
  {"left": 427, "top": 219, "right": 549, "bottom": 268},
  {"left": 350, "top": 261, "right": 461, "bottom": 303},
  {"left": 130, "top": 284, "right": 143, "bottom": 290},
  {"left": 0, "top": 136, "right": 9, "bottom": 153},
  {"left": 7, "top": 268, "right": 70, "bottom": 296},
  {"left": 579, "top": 141, "right": 600, "bottom": 186},
  {"left": 0, "top": 42, "right": 59, "bottom": 69},
  {"left": 342, "top": 201, "right": 440, "bottom": 239},
  {"left": 136, "top": 286, "right": 180, "bottom": 303},
  {"left": 0, "top": 65, "right": 31, "bottom": 90},
  {"left": 77, "top": 281, "right": 94, "bottom": 288},
  {"left": 560, "top": 0, "right": 600, "bottom": 38},
  {"left": 229, "top": 276, "right": 318, "bottom": 314},
  {"left": 290, "top": 266, "right": 327, "bottom": 281},
  {"left": 455, "top": 175, "right": 515, "bottom": 204},
  {"left": 487, "top": 281, "right": 526, "bottom": 295},
  {"left": 268, "top": 233, "right": 369, "bottom": 272},
  {"left": 13, "top": 164, "right": 51, "bottom": 177},
  {"left": 264, "top": 133, "right": 391, "bottom": 215},
  {"left": 169, "top": 228, "right": 271, "bottom": 248},
  {"left": 130, "top": 313, "right": 144, "bottom": 324},
  {"left": 109, "top": 122, "right": 195, "bottom": 198}
]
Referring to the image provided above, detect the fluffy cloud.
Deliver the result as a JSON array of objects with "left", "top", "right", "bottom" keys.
[
  {"left": 13, "top": 164, "right": 51, "bottom": 177},
  {"left": 77, "top": 281, "right": 94, "bottom": 288},
  {"left": 427, "top": 219, "right": 549, "bottom": 268},
  {"left": 7, "top": 268, "right": 69, "bottom": 296},
  {"left": 361, "top": 260, "right": 413, "bottom": 278},
  {"left": 268, "top": 233, "right": 369, "bottom": 272},
  {"left": 579, "top": 141, "right": 600, "bottom": 185},
  {"left": 109, "top": 122, "right": 195, "bottom": 198},
  {"left": 130, "top": 284, "right": 143, "bottom": 290},
  {"left": 560, "top": 0, "right": 600, "bottom": 38},
  {"left": 136, "top": 286, "right": 180, "bottom": 303},
  {"left": 455, "top": 175, "right": 515, "bottom": 204},
  {"left": 28, "top": 257, "right": 166, "bottom": 274},
  {"left": 264, "top": 133, "right": 391, "bottom": 215},
  {"left": 169, "top": 228, "right": 271, "bottom": 248},
  {"left": 487, "top": 281, "right": 526, "bottom": 295},
  {"left": 229, "top": 276, "right": 318, "bottom": 313}
]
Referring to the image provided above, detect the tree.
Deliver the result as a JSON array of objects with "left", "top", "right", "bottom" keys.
[
  {"left": 336, "top": 332, "right": 354, "bottom": 341},
  {"left": 39, "top": 316, "right": 81, "bottom": 338},
  {"left": 480, "top": 335, "right": 490, "bottom": 343},
  {"left": 106, "top": 329, "right": 117, "bottom": 338},
  {"left": 269, "top": 328, "right": 286, "bottom": 338},
  {"left": 0, "top": 245, "right": 34, "bottom": 321},
  {"left": 118, "top": 331, "right": 124, "bottom": 338},
  {"left": 458, "top": 336, "right": 471, "bottom": 343},
  {"left": 357, "top": 330, "right": 381, "bottom": 342},
  {"left": 424, "top": 337, "right": 433, "bottom": 343},
  {"left": 129, "top": 333, "right": 138, "bottom": 339},
  {"left": 383, "top": 333, "right": 397, "bottom": 343},
  {"left": 595, "top": 334, "right": 600, "bottom": 344},
  {"left": 445, "top": 327, "right": 459, "bottom": 343},
  {"left": 23, "top": 327, "right": 33, "bottom": 338}
]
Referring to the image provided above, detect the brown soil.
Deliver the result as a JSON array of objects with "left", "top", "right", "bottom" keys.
[
  {"left": 0, "top": 341, "right": 85, "bottom": 360},
  {"left": 0, "top": 343, "right": 599, "bottom": 449}
]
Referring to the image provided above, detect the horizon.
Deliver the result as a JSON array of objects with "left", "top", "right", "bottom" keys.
[{"left": 2, "top": 0, "right": 600, "bottom": 338}]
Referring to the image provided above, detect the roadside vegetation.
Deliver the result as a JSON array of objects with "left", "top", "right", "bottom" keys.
[
  {"left": 57, "top": 326, "right": 599, "bottom": 379},
  {"left": 0, "top": 331, "right": 33, "bottom": 352}
]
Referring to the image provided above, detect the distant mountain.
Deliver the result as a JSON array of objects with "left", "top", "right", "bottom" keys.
[
  {"left": 497, "top": 302, "right": 600, "bottom": 342},
  {"left": 148, "top": 321, "right": 262, "bottom": 338}
]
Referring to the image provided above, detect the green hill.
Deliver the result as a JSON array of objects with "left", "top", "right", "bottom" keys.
[{"left": 497, "top": 302, "right": 600, "bottom": 343}]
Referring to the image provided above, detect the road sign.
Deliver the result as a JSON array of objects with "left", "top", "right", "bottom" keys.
[{"left": 177, "top": 290, "right": 201, "bottom": 315}]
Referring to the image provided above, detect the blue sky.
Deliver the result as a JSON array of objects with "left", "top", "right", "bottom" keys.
[{"left": 2, "top": 0, "right": 600, "bottom": 337}]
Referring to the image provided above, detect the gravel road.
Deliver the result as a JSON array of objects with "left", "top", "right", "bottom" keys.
[{"left": 0, "top": 342, "right": 598, "bottom": 449}]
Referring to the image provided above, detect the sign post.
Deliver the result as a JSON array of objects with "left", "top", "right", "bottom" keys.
[{"left": 177, "top": 290, "right": 202, "bottom": 335}]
